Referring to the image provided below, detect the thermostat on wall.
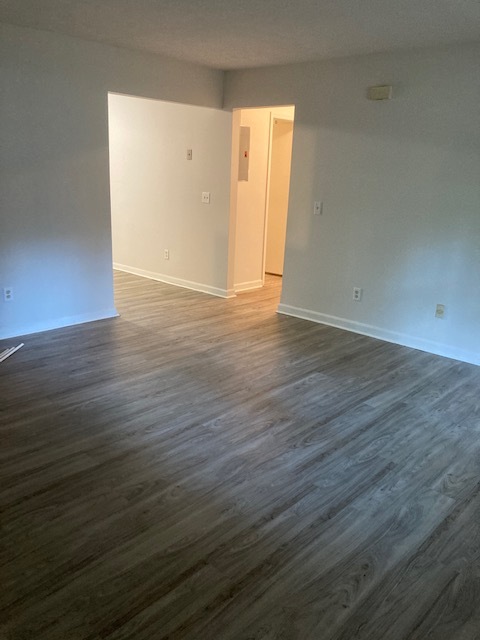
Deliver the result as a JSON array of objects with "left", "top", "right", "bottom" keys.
[{"left": 367, "top": 85, "right": 392, "bottom": 101}]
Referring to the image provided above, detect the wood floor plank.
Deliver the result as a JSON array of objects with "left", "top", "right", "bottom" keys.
[{"left": 1, "top": 271, "right": 480, "bottom": 639}]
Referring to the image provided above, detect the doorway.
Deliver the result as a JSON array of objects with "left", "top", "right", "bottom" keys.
[
  {"left": 265, "top": 117, "right": 294, "bottom": 276},
  {"left": 230, "top": 106, "right": 295, "bottom": 295}
]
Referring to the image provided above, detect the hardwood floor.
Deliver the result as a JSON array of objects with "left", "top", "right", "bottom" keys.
[{"left": 1, "top": 271, "right": 480, "bottom": 640}]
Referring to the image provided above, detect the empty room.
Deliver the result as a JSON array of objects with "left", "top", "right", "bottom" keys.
[{"left": 1, "top": 1, "right": 480, "bottom": 639}]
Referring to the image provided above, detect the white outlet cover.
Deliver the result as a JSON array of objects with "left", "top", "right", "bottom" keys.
[{"left": 202, "top": 192, "right": 210, "bottom": 204}]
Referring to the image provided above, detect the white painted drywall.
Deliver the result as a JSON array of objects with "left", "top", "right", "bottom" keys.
[
  {"left": 270, "top": 106, "right": 295, "bottom": 121},
  {"left": 232, "top": 108, "right": 271, "bottom": 291},
  {"left": 265, "top": 118, "right": 294, "bottom": 275},
  {"left": 232, "top": 105, "right": 294, "bottom": 291},
  {"left": 224, "top": 44, "right": 480, "bottom": 365},
  {"left": 0, "top": 23, "right": 223, "bottom": 339},
  {"left": 108, "top": 94, "right": 232, "bottom": 297}
]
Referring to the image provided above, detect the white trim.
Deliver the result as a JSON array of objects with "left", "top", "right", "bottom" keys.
[
  {"left": 277, "top": 303, "right": 480, "bottom": 367},
  {"left": 262, "top": 112, "right": 274, "bottom": 283},
  {"left": 234, "top": 279, "right": 264, "bottom": 293},
  {"left": 0, "top": 308, "right": 119, "bottom": 341},
  {"left": 264, "top": 114, "right": 293, "bottom": 279},
  {"left": 114, "top": 263, "right": 235, "bottom": 299},
  {"left": 0, "top": 343, "right": 24, "bottom": 363}
]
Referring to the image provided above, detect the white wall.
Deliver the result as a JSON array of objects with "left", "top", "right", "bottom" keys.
[
  {"left": 232, "top": 106, "right": 294, "bottom": 292},
  {"left": 0, "top": 23, "right": 223, "bottom": 339},
  {"left": 109, "top": 94, "right": 232, "bottom": 297},
  {"left": 224, "top": 44, "right": 480, "bottom": 365},
  {"left": 233, "top": 108, "right": 271, "bottom": 291},
  {"left": 2, "top": 23, "right": 479, "bottom": 367},
  {"left": 265, "top": 117, "right": 294, "bottom": 275}
]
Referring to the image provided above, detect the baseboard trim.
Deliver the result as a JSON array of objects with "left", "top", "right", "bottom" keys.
[
  {"left": 114, "top": 263, "right": 234, "bottom": 299},
  {"left": 234, "top": 279, "right": 264, "bottom": 293},
  {"left": 0, "top": 308, "right": 119, "bottom": 341},
  {"left": 277, "top": 303, "right": 480, "bottom": 367}
]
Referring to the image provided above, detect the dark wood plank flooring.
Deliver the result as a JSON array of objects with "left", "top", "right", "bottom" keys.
[{"left": 1, "top": 271, "right": 480, "bottom": 639}]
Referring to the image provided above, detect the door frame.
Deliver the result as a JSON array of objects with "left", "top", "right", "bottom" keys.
[
  {"left": 262, "top": 113, "right": 294, "bottom": 279},
  {"left": 227, "top": 105, "right": 295, "bottom": 295}
]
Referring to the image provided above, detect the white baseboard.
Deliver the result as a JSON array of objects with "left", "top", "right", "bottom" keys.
[
  {"left": 114, "top": 263, "right": 235, "bottom": 299},
  {"left": 234, "top": 279, "right": 264, "bottom": 293},
  {"left": 0, "top": 308, "right": 119, "bottom": 341},
  {"left": 277, "top": 303, "right": 480, "bottom": 367}
]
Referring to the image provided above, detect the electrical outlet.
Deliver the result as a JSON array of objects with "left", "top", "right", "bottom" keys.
[
  {"left": 186, "top": 149, "right": 192, "bottom": 160},
  {"left": 164, "top": 249, "right": 169, "bottom": 260},
  {"left": 202, "top": 192, "right": 210, "bottom": 204},
  {"left": 313, "top": 201, "right": 322, "bottom": 215},
  {"left": 3, "top": 287, "right": 13, "bottom": 302},
  {"left": 435, "top": 303, "right": 445, "bottom": 319},
  {"left": 353, "top": 287, "right": 362, "bottom": 301}
]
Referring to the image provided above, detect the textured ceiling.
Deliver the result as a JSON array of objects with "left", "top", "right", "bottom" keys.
[{"left": 1, "top": 0, "right": 479, "bottom": 69}]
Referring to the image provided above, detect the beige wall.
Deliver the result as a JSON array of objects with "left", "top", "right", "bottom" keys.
[
  {"left": 233, "top": 108, "right": 270, "bottom": 291},
  {"left": 265, "top": 117, "right": 294, "bottom": 275},
  {"left": 108, "top": 93, "right": 232, "bottom": 297},
  {"left": 231, "top": 105, "right": 294, "bottom": 291}
]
